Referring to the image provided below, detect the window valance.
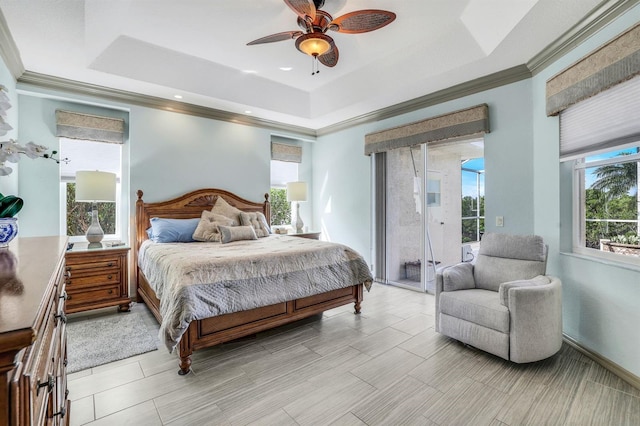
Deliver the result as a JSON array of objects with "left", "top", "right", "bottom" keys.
[
  {"left": 546, "top": 22, "right": 640, "bottom": 117},
  {"left": 55, "top": 110, "right": 125, "bottom": 144},
  {"left": 271, "top": 142, "right": 302, "bottom": 163},
  {"left": 364, "top": 104, "right": 490, "bottom": 156}
]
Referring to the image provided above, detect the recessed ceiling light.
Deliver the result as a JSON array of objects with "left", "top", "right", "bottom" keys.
[
  {"left": 279, "top": 67, "right": 293, "bottom": 71},
  {"left": 245, "top": 110, "right": 252, "bottom": 114},
  {"left": 242, "top": 70, "right": 258, "bottom": 74},
  {"left": 174, "top": 95, "right": 183, "bottom": 99}
]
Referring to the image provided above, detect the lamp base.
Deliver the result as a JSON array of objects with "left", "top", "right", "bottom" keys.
[
  {"left": 295, "top": 202, "right": 304, "bottom": 233},
  {"left": 85, "top": 204, "right": 104, "bottom": 244}
]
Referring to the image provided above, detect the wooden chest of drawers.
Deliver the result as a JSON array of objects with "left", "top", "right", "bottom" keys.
[
  {"left": 0, "top": 236, "right": 69, "bottom": 426},
  {"left": 64, "top": 245, "right": 130, "bottom": 313}
]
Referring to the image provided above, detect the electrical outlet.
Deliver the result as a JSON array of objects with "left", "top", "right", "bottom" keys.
[{"left": 496, "top": 216, "right": 504, "bottom": 227}]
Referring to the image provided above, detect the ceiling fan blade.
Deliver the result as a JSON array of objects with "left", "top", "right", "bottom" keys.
[
  {"left": 318, "top": 46, "right": 339, "bottom": 67},
  {"left": 284, "top": 0, "right": 316, "bottom": 22},
  {"left": 247, "top": 31, "right": 304, "bottom": 45},
  {"left": 328, "top": 10, "right": 396, "bottom": 34}
]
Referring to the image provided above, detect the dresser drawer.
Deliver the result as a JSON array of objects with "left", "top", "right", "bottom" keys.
[
  {"left": 66, "top": 270, "right": 121, "bottom": 289},
  {"left": 66, "top": 285, "right": 121, "bottom": 310},
  {"left": 16, "top": 294, "right": 61, "bottom": 426},
  {"left": 66, "top": 256, "right": 121, "bottom": 273}
]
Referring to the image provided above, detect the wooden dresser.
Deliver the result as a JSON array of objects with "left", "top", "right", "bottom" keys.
[
  {"left": 0, "top": 236, "right": 69, "bottom": 426},
  {"left": 65, "top": 244, "right": 130, "bottom": 313}
]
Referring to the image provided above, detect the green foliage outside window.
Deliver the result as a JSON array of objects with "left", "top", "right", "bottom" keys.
[
  {"left": 269, "top": 187, "right": 291, "bottom": 226},
  {"left": 462, "top": 195, "right": 485, "bottom": 243},
  {"left": 66, "top": 183, "right": 116, "bottom": 236}
]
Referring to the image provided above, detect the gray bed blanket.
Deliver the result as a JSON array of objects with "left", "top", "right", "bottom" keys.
[{"left": 138, "top": 235, "right": 373, "bottom": 351}]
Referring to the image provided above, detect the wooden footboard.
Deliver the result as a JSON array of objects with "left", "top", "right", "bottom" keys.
[{"left": 137, "top": 268, "right": 363, "bottom": 374}]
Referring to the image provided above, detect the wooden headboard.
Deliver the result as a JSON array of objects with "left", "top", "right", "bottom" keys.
[{"left": 134, "top": 188, "right": 270, "bottom": 286}]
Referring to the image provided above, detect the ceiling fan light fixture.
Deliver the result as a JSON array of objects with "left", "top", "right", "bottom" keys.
[{"left": 295, "top": 33, "right": 333, "bottom": 57}]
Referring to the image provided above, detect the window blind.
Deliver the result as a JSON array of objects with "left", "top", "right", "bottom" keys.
[
  {"left": 364, "top": 104, "right": 489, "bottom": 156},
  {"left": 271, "top": 142, "right": 302, "bottom": 163},
  {"left": 560, "top": 75, "right": 640, "bottom": 161},
  {"left": 55, "top": 110, "right": 125, "bottom": 144},
  {"left": 547, "top": 22, "right": 640, "bottom": 116}
]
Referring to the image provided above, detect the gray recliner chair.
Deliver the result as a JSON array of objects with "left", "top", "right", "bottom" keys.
[{"left": 435, "top": 233, "right": 562, "bottom": 363}]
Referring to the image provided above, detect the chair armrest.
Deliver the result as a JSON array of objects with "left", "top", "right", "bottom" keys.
[
  {"left": 435, "top": 263, "right": 474, "bottom": 332},
  {"left": 508, "top": 276, "right": 563, "bottom": 363},
  {"left": 440, "top": 262, "right": 475, "bottom": 292}
]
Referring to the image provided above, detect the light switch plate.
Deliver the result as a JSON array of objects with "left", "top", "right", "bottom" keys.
[{"left": 496, "top": 216, "right": 504, "bottom": 227}]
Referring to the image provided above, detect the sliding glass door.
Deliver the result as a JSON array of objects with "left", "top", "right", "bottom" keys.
[{"left": 374, "top": 139, "right": 484, "bottom": 293}]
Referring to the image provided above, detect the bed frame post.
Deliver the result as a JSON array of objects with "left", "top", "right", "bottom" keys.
[
  {"left": 355, "top": 283, "right": 363, "bottom": 314},
  {"left": 178, "top": 327, "right": 193, "bottom": 375},
  {"left": 134, "top": 190, "right": 146, "bottom": 300},
  {"left": 263, "top": 192, "right": 271, "bottom": 224}
]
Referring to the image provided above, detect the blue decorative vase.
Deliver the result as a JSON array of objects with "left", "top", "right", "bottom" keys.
[{"left": 0, "top": 217, "right": 18, "bottom": 247}]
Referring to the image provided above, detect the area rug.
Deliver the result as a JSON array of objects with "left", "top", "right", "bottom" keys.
[{"left": 66, "top": 312, "right": 158, "bottom": 373}]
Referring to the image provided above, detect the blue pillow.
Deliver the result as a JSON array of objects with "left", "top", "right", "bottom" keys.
[{"left": 149, "top": 217, "right": 200, "bottom": 243}]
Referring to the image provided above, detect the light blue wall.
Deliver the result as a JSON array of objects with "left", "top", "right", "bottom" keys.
[
  {"left": 0, "top": 54, "right": 18, "bottom": 196},
  {"left": 17, "top": 96, "right": 129, "bottom": 237},
  {"left": 532, "top": 5, "right": 640, "bottom": 377},
  {"left": 313, "top": 79, "right": 534, "bottom": 265},
  {"left": 15, "top": 89, "right": 315, "bottom": 242}
]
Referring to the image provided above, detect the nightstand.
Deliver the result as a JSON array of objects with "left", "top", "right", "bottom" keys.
[
  {"left": 65, "top": 243, "right": 131, "bottom": 313},
  {"left": 289, "top": 231, "right": 321, "bottom": 240}
]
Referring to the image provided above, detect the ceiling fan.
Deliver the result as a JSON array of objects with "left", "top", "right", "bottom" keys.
[{"left": 247, "top": 0, "right": 396, "bottom": 74}]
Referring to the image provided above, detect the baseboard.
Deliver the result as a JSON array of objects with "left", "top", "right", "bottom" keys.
[{"left": 563, "top": 334, "right": 640, "bottom": 390}]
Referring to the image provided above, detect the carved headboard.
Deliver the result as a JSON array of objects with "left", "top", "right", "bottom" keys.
[{"left": 133, "top": 188, "right": 270, "bottom": 285}]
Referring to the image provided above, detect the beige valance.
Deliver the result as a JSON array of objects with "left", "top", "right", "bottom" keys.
[
  {"left": 56, "top": 110, "right": 125, "bottom": 144},
  {"left": 271, "top": 142, "right": 302, "bottom": 163},
  {"left": 546, "top": 22, "right": 640, "bottom": 116},
  {"left": 364, "top": 104, "right": 490, "bottom": 156}
]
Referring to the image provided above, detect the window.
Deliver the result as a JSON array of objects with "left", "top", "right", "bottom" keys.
[
  {"left": 270, "top": 160, "right": 297, "bottom": 226},
  {"left": 59, "top": 138, "right": 122, "bottom": 240},
  {"left": 573, "top": 146, "right": 639, "bottom": 262}
]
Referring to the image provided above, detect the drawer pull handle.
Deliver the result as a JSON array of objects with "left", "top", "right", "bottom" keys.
[
  {"left": 108, "top": 289, "right": 113, "bottom": 294},
  {"left": 66, "top": 266, "right": 71, "bottom": 272},
  {"left": 107, "top": 262, "right": 113, "bottom": 267},
  {"left": 107, "top": 274, "right": 113, "bottom": 279},
  {"left": 37, "top": 374, "right": 55, "bottom": 395},
  {"left": 67, "top": 294, "right": 72, "bottom": 300},
  {"left": 55, "top": 312, "right": 67, "bottom": 324}
]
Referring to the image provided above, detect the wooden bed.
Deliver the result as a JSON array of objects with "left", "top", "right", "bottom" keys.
[{"left": 134, "top": 188, "right": 364, "bottom": 375}]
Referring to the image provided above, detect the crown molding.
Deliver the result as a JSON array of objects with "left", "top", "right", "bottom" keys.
[
  {"left": 316, "top": 65, "right": 531, "bottom": 136},
  {"left": 0, "top": 8, "right": 25, "bottom": 79},
  {"left": 527, "top": 0, "right": 640, "bottom": 75},
  {"left": 17, "top": 71, "right": 317, "bottom": 138}
]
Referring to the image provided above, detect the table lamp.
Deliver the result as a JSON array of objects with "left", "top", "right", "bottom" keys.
[
  {"left": 75, "top": 170, "right": 116, "bottom": 247},
  {"left": 287, "top": 181, "right": 307, "bottom": 233}
]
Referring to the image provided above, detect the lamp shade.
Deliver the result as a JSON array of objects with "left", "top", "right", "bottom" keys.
[
  {"left": 286, "top": 181, "right": 307, "bottom": 202},
  {"left": 75, "top": 170, "right": 116, "bottom": 202}
]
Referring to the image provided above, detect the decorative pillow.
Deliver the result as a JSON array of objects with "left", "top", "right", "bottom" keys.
[
  {"left": 239, "top": 211, "right": 271, "bottom": 237},
  {"left": 219, "top": 225, "right": 257, "bottom": 244},
  {"left": 192, "top": 211, "right": 235, "bottom": 242},
  {"left": 210, "top": 197, "right": 242, "bottom": 226},
  {"left": 149, "top": 217, "right": 200, "bottom": 243},
  {"left": 442, "top": 262, "right": 475, "bottom": 292},
  {"left": 499, "top": 275, "right": 550, "bottom": 307}
]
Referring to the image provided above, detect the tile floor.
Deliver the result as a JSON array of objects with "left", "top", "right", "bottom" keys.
[{"left": 67, "top": 284, "right": 639, "bottom": 425}]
